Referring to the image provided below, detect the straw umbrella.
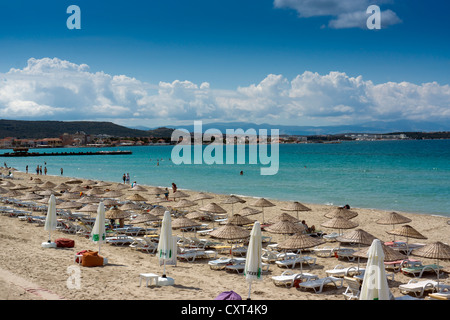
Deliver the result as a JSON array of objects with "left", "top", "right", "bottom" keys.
[
  {"left": 39, "top": 190, "right": 61, "bottom": 197},
  {"left": 101, "top": 190, "right": 124, "bottom": 199},
  {"left": 20, "top": 192, "right": 44, "bottom": 201},
  {"left": 11, "top": 184, "right": 30, "bottom": 190},
  {"left": 41, "top": 181, "right": 57, "bottom": 189},
  {"left": 171, "top": 190, "right": 190, "bottom": 201},
  {"left": 251, "top": 198, "right": 275, "bottom": 224},
  {"left": 244, "top": 221, "right": 262, "bottom": 300},
  {"left": 228, "top": 214, "right": 254, "bottom": 227},
  {"left": 148, "top": 187, "right": 167, "bottom": 196},
  {"left": 171, "top": 199, "right": 197, "bottom": 210},
  {"left": 172, "top": 217, "right": 202, "bottom": 239},
  {"left": 157, "top": 211, "right": 176, "bottom": 284},
  {"left": 60, "top": 192, "right": 81, "bottom": 200},
  {"left": 359, "top": 239, "right": 391, "bottom": 300},
  {"left": 386, "top": 225, "right": 427, "bottom": 256},
  {"left": 28, "top": 185, "right": 44, "bottom": 193},
  {"left": 42, "top": 194, "right": 57, "bottom": 247},
  {"left": 105, "top": 206, "right": 130, "bottom": 228},
  {"left": 268, "top": 212, "right": 299, "bottom": 224},
  {"left": 320, "top": 217, "right": 358, "bottom": 236},
  {"left": 186, "top": 210, "right": 212, "bottom": 221},
  {"left": 336, "top": 228, "right": 378, "bottom": 270},
  {"left": 5, "top": 190, "right": 24, "bottom": 197},
  {"left": 120, "top": 202, "right": 143, "bottom": 211},
  {"left": 150, "top": 206, "right": 167, "bottom": 216},
  {"left": 91, "top": 202, "right": 107, "bottom": 255},
  {"left": 78, "top": 203, "right": 101, "bottom": 214},
  {"left": 265, "top": 219, "right": 305, "bottom": 237},
  {"left": 277, "top": 233, "right": 325, "bottom": 273},
  {"left": 353, "top": 243, "right": 407, "bottom": 262},
  {"left": 29, "top": 177, "right": 43, "bottom": 184},
  {"left": 76, "top": 196, "right": 99, "bottom": 204},
  {"left": 129, "top": 185, "right": 147, "bottom": 192},
  {"left": 58, "top": 201, "right": 83, "bottom": 210},
  {"left": 199, "top": 202, "right": 227, "bottom": 221},
  {"left": 221, "top": 195, "right": 246, "bottom": 217},
  {"left": 376, "top": 212, "right": 412, "bottom": 241},
  {"left": 85, "top": 188, "right": 104, "bottom": 197},
  {"left": 54, "top": 183, "right": 70, "bottom": 191},
  {"left": 69, "top": 185, "right": 86, "bottom": 193},
  {"left": 209, "top": 222, "right": 250, "bottom": 257},
  {"left": 126, "top": 193, "right": 148, "bottom": 202},
  {"left": 66, "top": 179, "right": 83, "bottom": 184},
  {"left": 238, "top": 207, "right": 262, "bottom": 217},
  {"left": 281, "top": 201, "right": 311, "bottom": 219},
  {"left": 191, "top": 192, "right": 214, "bottom": 205},
  {"left": 94, "top": 181, "right": 111, "bottom": 187},
  {"left": 324, "top": 207, "right": 358, "bottom": 220},
  {"left": 411, "top": 241, "right": 450, "bottom": 290}
]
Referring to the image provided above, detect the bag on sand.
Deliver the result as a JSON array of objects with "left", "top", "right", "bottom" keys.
[
  {"left": 81, "top": 251, "right": 105, "bottom": 267},
  {"left": 55, "top": 238, "right": 75, "bottom": 248}
]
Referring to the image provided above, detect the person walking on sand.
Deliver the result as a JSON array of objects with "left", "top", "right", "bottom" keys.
[{"left": 164, "top": 188, "right": 169, "bottom": 201}]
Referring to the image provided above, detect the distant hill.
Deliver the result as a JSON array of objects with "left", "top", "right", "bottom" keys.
[
  {"left": 0, "top": 120, "right": 174, "bottom": 139},
  {"left": 142, "top": 120, "right": 450, "bottom": 136}
]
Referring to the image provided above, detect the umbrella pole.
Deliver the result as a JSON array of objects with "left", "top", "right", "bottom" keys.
[
  {"left": 162, "top": 261, "right": 167, "bottom": 278},
  {"left": 247, "top": 282, "right": 252, "bottom": 300},
  {"left": 48, "top": 231, "right": 51, "bottom": 243}
]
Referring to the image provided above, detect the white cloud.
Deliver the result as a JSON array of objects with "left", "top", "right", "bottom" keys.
[
  {"left": 0, "top": 57, "right": 449, "bottom": 127},
  {"left": 274, "top": 0, "right": 401, "bottom": 29}
]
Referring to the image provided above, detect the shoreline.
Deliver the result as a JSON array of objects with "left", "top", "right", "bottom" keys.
[{"left": 1, "top": 169, "right": 449, "bottom": 301}]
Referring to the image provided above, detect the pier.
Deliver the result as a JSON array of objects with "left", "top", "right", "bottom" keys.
[{"left": 0, "top": 148, "right": 132, "bottom": 157}]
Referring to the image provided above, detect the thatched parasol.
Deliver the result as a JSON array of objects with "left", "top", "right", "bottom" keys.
[
  {"left": 54, "top": 183, "right": 70, "bottom": 191},
  {"left": 336, "top": 228, "right": 379, "bottom": 270},
  {"left": 149, "top": 206, "right": 167, "bottom": 216},
  {"left": 120, "top": 202, "right": 143, "bottom": 211},
  {"left": 60, "top": 192, "right": 81, "bottom": 200},
  {"left": 20, "top": 192, "right": 43, "bottom": 201},
  {"left": 65, "top": 179, "right": 83, "bottom": 185},
  {"left": 76, "top": 196, "right": 99, "bottom": 204},
  {"left": 227, "top": 213, "right": 254, "bottom": 226},
  {"left": 80, "top": 180, "right": 96, "bottom": 187},
  {"left": 29, "top": 178, "right": 43, "bottom": 184},
  {"left": 172, "top": 217, "right": 201, "bottom": 231},
  {"left": 57, "top": 201, "right": 83, "bottom": 209},
  {"left": 105, "top": 206, "right": 130, "bottom": 228},
  {"left": 69, "top": 185, "right": 86, "bottom": 193},
  {"left": 126, "top": 193, "right": 148, "bottom": 202},
  {"left": 41, "top": 181, "right": 57, "bottom": 188},
  {"left": 1, "top": 181, "right": 15, "bottom": 188},
  {"left": 251, "top": 198, "right": 275, "bottom": 224},
  {"left": 265, "top": 219, "right": 306, "bottom": 238},
  {"left": 377, "top": 212, "right": 412, "bottom": 241},
  {"left": 277, "top": 233, "right": 325, "bottom": 273},
  {"left": 386, "top": 225, "right": 427, "bottom": 257},
  {"left": 221, "top": 195, "right": 246, "bottom": 216},
  {"left": 353, "top": 243, "right": 407, "bottom": 262},
  {"left": 130, "top": 213, "right": 160, "bottom": 224},
  {"left": 101, "top": 190, "right": 124, "bottom": 198},
  {"left": 85, "top": 188, "right": 104, "bottom": 196},
  {"left": 5, "top": 190, "right": 24, "bottom": 197},
  {"left": 186, "top": 211, "right": 212, "bottom": 221},
  {"left": 0, "top": 186, "right": 10, "bottom": 194},
  {"left": 147, "top": 187, "right": 167, "bottom": 195},
  {"left": 39, "top": 190, "right": 61, "bottom": 197},
  {"left": 199, "top": 202, "right": 227, "bottom": 214},
  {"left": 209, "top": 222, "right": 250, "bottom": 257},
  {"left": 324, "top": 207, "right": 358, "bottom": 220},
  {"left": 103, "top": 199, "right": 119, "bottom": 206},
  {"left": 128, "top": 185, "right": 147, "bottom": 192},
  {"left": 171, "top": 190, "right": 190, "bottom": 200},
  {"left": 11, "top": 184, "right": 30, "bottom": 190},
  {"left": 191, "top": 192, "right": 214, "bottom": 205},
  {"left": 281, "top": 201, "right": 311, "bottom": 219},
  {"left": 268, "top": 212, "right": 299, "bottom": 224},
  {"left": 320, "top": 217, "right": 358, "bottom": 235},
  {"left": 238, "top": 206, "right": 262, "bottom": 217},
  {"left": 76, "top": 203, "right": 99, "bottom": 212},
  {"left": 94, "top": 181, "right": 112, "bottom": 187},
  {"left": 170, "top": 198, "right": 197, "bottom": 209}
]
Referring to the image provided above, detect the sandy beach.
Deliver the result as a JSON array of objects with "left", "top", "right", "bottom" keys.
[{"left": 0, "top": 169, "right": 449, "bottom": 301}]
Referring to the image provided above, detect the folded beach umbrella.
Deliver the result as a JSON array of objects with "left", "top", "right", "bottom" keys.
[
  {"left": 157, "top": 211, "right": 176, "bottom": 285},
  {"left": 281, "top": 201, "right": 311, "bottom": 219},
  {"left": 91, "top": 202, "right": 106, "bottom": 255},
  {"left": 244, "top": 221, "right": 263, "bottom": 300},
  {"left": 251, "top": 198, "right": 275, "bottom": 224},
  {"left": 324, "top": 207, "right": 358, "bottom": 220},
  {"left": 42, "top": 194, "right": 58, "bottom": 248},
  {"left": 411, "top": 241, "right": 450, "bottom": 291},
  {"left": 359, "top": 239, "right": 392, "bottom": 300}
]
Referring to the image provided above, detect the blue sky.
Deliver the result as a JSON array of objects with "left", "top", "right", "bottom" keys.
[{"left": 0, "top": 0, "right": 449, "bottom": 127}]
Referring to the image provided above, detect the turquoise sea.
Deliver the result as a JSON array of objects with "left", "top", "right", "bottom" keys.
[{"left": 2, "top": 139, "right": 450, "bottom": 217}]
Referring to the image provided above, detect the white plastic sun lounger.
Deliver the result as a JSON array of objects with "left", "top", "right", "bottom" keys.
[
  {"left": 398, "top": 279, "right": 447, "bottom": 297},
  {"left": 297, "top": 276, "right": 344, "bottom": 293},
  {"left": 271, "top": 270, "right": 319, "bottom": 288}
]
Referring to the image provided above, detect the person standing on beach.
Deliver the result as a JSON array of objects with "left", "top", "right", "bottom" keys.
[
  {"left": 36, "top": 165, "right": 39, "bottom": 175},
  {"left": 122, "top": 173, "right": 126, "bottom": 184},
  {"left": 164, "top": 188, "right": 169, "bottom": 201},
  {"left": 26, "top": 165, "right": 28, "bottom": 174},
  {"left": 44, "top": 167, "right": 47, "bottom": 175},
  {"left": 126, "top": 173, "right": 130, "bottom": 184},
  {"left": 172, "top": 182, "right": 177, "bottom": 193},
  {"left": 60, "top": 168, "right": 63, "bottom": 175},
  {"left": 39, "top": 166, "right": 42, "bottom": 175}
]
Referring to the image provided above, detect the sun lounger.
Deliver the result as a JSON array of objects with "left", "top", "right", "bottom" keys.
[
  {"left": 129, "top": 237, "right": 158, "bottom": 253},
  {"left": 297, "top": 276, "right": 344, "bottom": 293},
  {"left": 398, "top": 279, "right": 443, "bottom": 297},
  {"left": 106, "top": 235, "right": 134, "bottom": 246},
  {"left": 335, "top": 248, "right": 356, "bottom": 261},
  {"left": 325, "top": 265, "right": 364, "bottom": 277},
  {"left": 427, "top": 291, "right": 450, "bottom": 300},
  {"left": 401, "top": 263, "right": 443, "bottom": 278},
  {"left": 271, "top": 270, "right": 319, "bottom": 288},
  {"left": 275, "top": 253, "right": 316, "bottom": 269},
  {"left": 384, "top": 259, "right": 421, "bottom": 272},
  {"left": 208, "top": 257, "right": 245, "bottom": 270},
  {"left": 343, "top": 276, "right": 361, "bottom": 300},
  {"left": 225, "top": 260, "right": 270, "bottom": 274},
  {"left": 323, "top": 232, "right": 339, "bottom": 242},
  {"left": 313, "top": 246, "right": 339, "bottom": 258}
]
